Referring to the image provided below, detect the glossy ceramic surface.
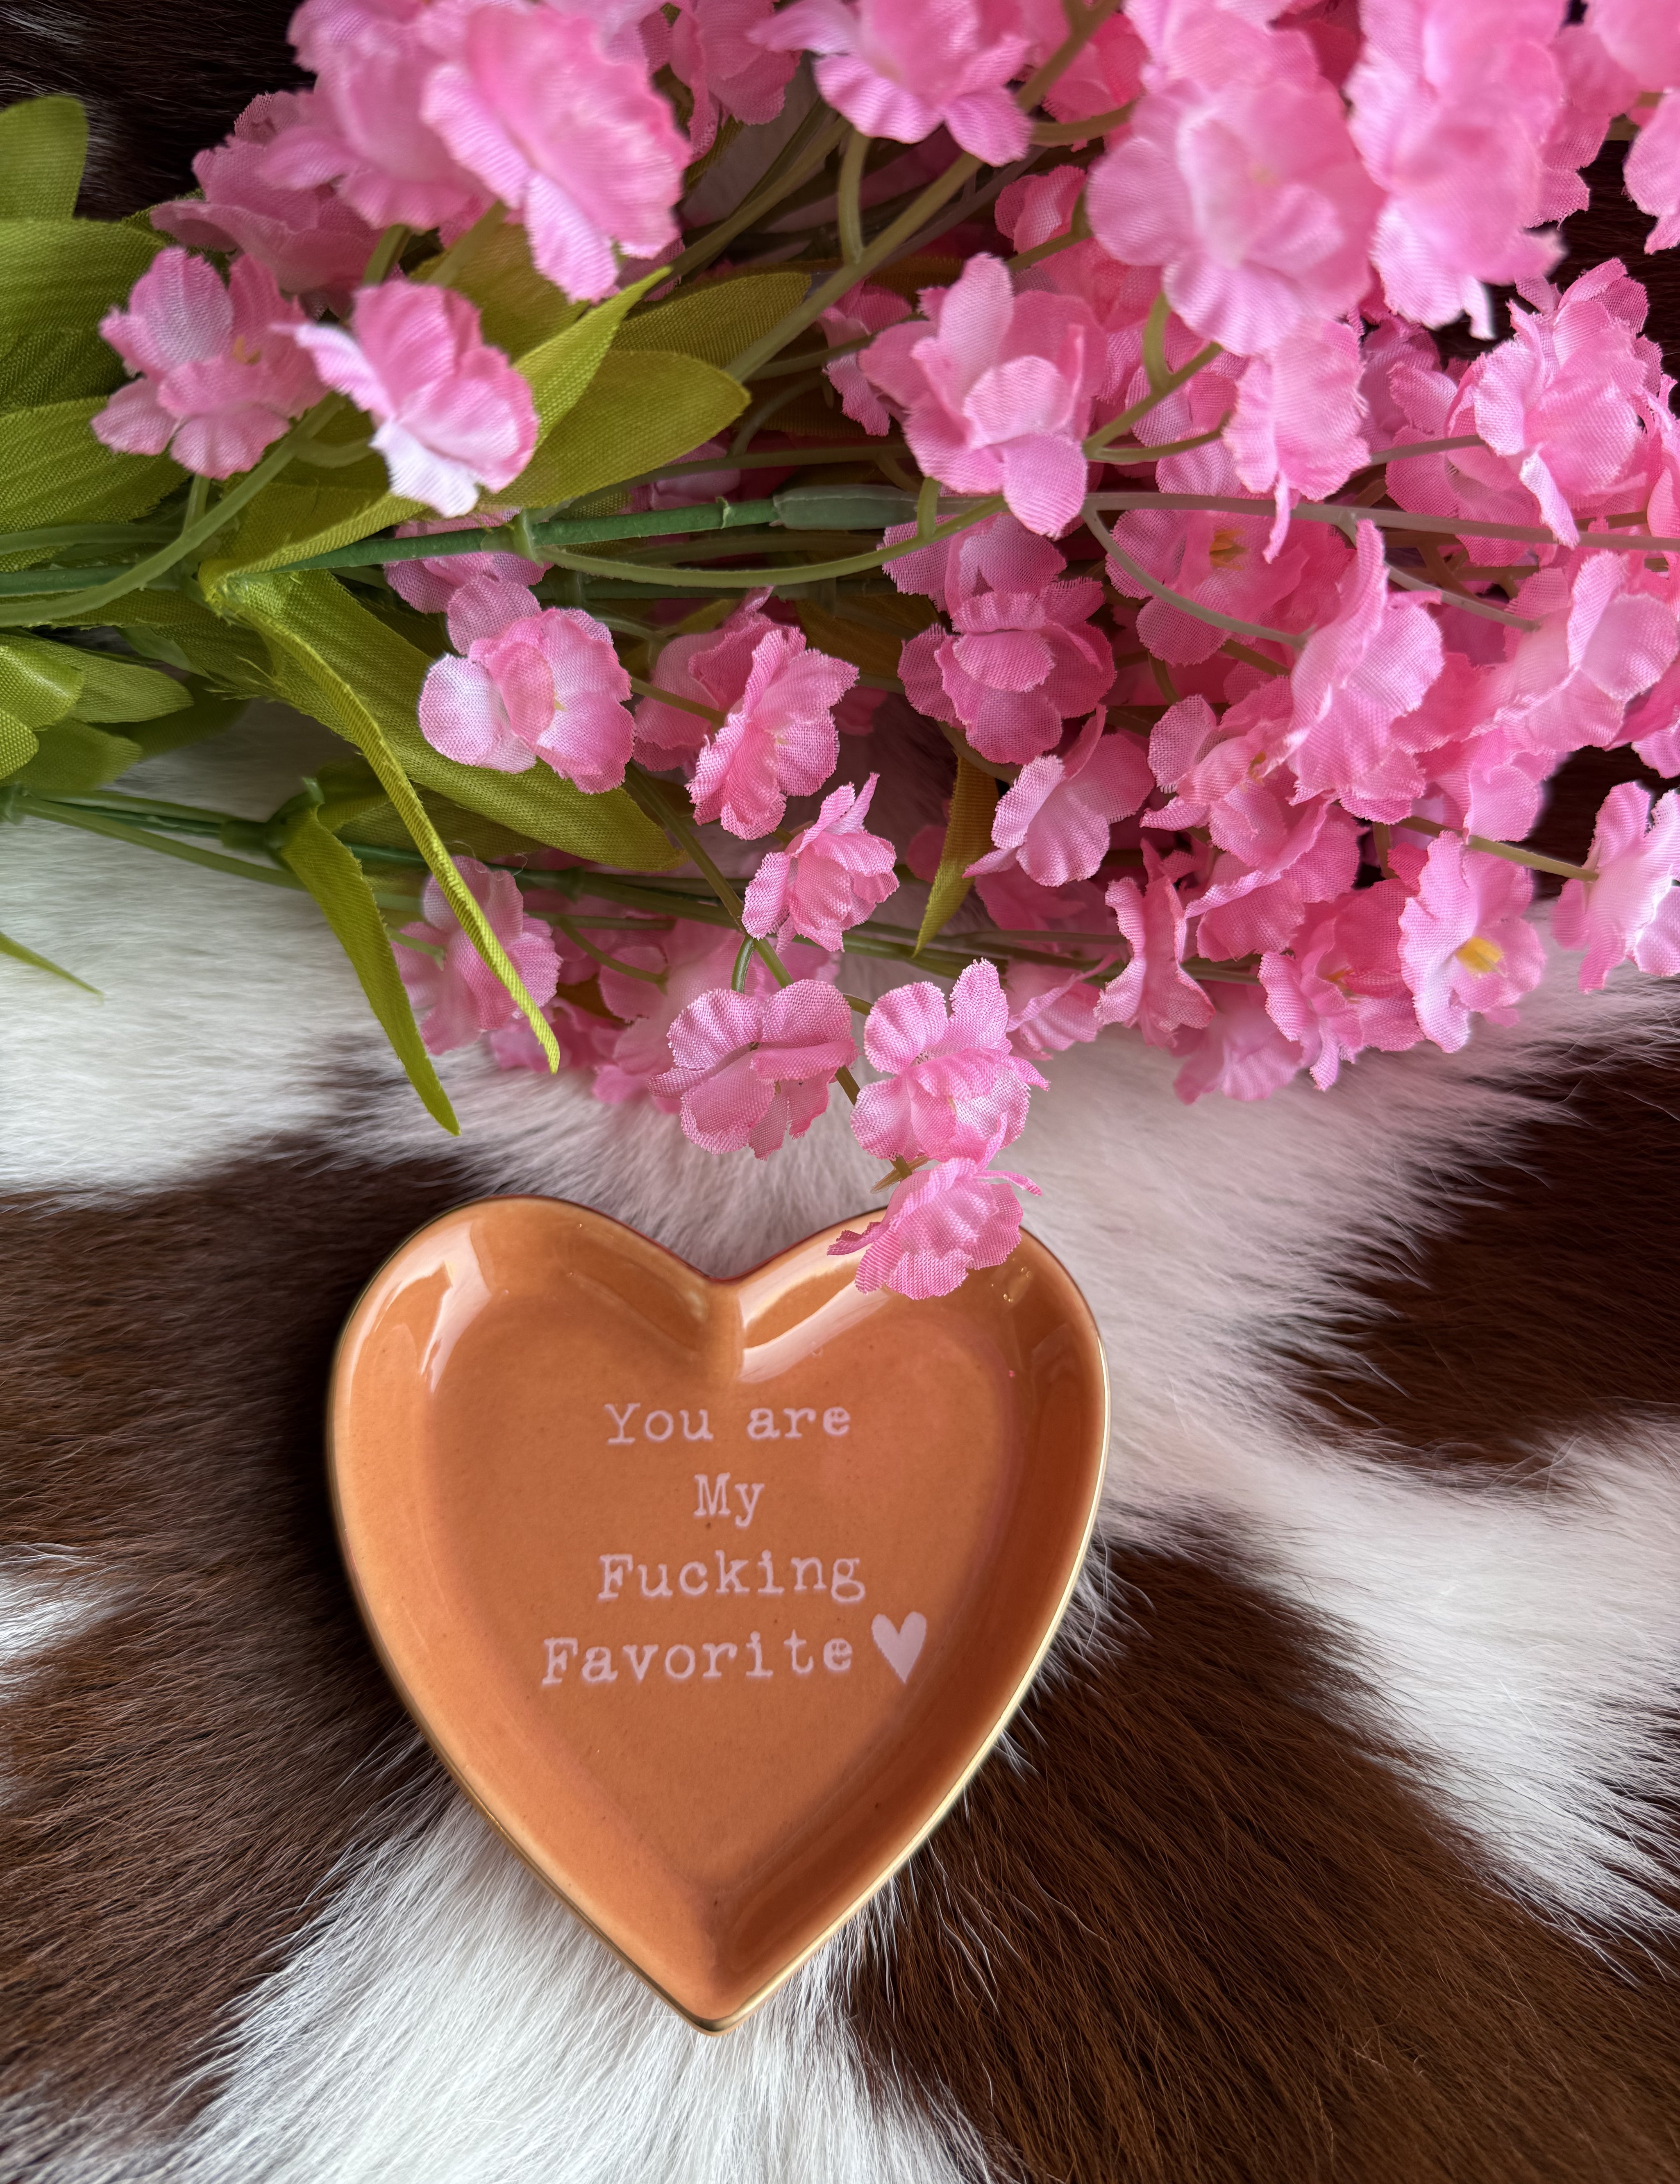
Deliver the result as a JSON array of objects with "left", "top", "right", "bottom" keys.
[{"left": 328, "top": 1198, "right": 1109, "bottom": 2030}]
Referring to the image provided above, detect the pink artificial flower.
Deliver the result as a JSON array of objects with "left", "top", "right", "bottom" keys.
[
  {"left": 1172, "top": 983, "right": 1305, "bottom": 1105},
  {"left": 861, "top": 255, "right": 1104, "bottom": 535},
  {"left": 594, "top": 922, "right": 740, "bottom": 1104},
  {"left": 283, "top": 281, "right": 537, "bottom": 516},
  {"left": 1628, "top": 655, "right": 1680, "bottom": 775},
  {"left": 1017, "top": 0, "right": 1146, "bottom": 127},
  {"left": 899, "top": 577, "right": 1115, "bottom": 764},
  {"left": 689, "top": 626, "right": 859, "bottom": 838},
  {"left": 650, "top": 980, "right": 856, "bottom": 1158},
  {"left": 1536, "top": 25, "right": 1640, "bottom": 224},
  {"left": 1190, "top": 806, "right": 1363, "bottom": 961},
  {"left": 421, "top": 2, "right": 688, "bottom": 302},
  {"left": 671, "top": 0, "right": 797, "bottom": 158},
  {"left": 1467, "top": 267, "right": 1666, "bottom": 548},
  {"left": 1101, "top": 445, "right": 1342, "bottom": 666},
  {"left": 488, "top": 995, "right": 620, "bottom": 1074},
  {"left": 152, "top": 93, "right": 381, "bottom": 301},
  {"left": 886, "top": 506, "right": 1067, "bottom": 615},
  {"left": 1096, "top": 847, "right": 1214, "bottom": 1048},
  {"left": 626, "top": 438, "right": 744, "bottom": 513},
  {"left": 385, "top": 509, "right": 544, "bottom": 625},
  {"left": 743, "top": 773, "right": 899, "bottom": 950},
  {"left": 1005, "top": 963, "right": 1105, "bottom": 1057},
  {"left": 265, "top": 0, "right": 487, "bottom": 237},
  {"left": 419, "top": 607, "right": 635, "bottom": 790},
  {"left": 1084, "top": 16, "right": 1380, "bottom": 355},
  {"left": 1627, "top": 92, "right": 1680, "bottom": 254},
  {"left": 1287, "top": 522, "right": 1446, "bottom": 818},
  {"left": 829, "top": 1155, "right": 1040, "bottom": 1300},
  {"left": 1258, "top": 879, "right": 1421, "bottom": 1088},
  {"left": 93, "top": 248, "right": 323, "bottom": 478},
  {"left": 968, "top": 711, "right": 1153, "bottom": 887},
  {"left": 397, "top": 857, "right": 561, "bottom": 1055},
  {"left": 1346, "top": 0, "right": 1563, "bottom": 337},
  {"left": 1554, "top": 782, "right": 1680, "bottom": 991},
  {"left": 1585, "top": 0, "right": 1680, "bottom": 95},
  {"left": 1223, "top": 320, "right": 1370, "bottom": 553},
  {"left": 819, "top": 282, "right": 913, "bottom": 436},
  {"left": 970, "top": 863, "right": 1108, "bottom": 934},
  {"left": 1396, "top": 835, "right": 1548, "bottom": 1051},
  {"left": 1492, "top": 555, "right": 1680, "bottom": 755},
  {"left": 633, "top": 600, "right": 779, "bottom": 761},
  {"left": 853, "top": 960, "right": 1045, "bottom": 1163},
  {"left": 754, "top": 0, "right": 1031, "bottom": 165},
  {"left": 1149, "top": 688, "right": 1328, "bottom": 881}
]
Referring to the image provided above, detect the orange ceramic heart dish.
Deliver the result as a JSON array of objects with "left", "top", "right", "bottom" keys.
[{"left": 328, "top": 1198, "right": 1109, "bottom": 2030}]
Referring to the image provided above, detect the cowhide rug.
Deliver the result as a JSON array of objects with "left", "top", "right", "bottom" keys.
[
  {"left": 6, "top": 11, "right": 1680, "bottom": 2170},
  {"left": 5, "top": 703, "right": 1680, "bottom": 2183}
]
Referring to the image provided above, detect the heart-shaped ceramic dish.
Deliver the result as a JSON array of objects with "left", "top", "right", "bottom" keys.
[{"left": 328, "top": 1198, "right": 1108, "bottom": 2030}]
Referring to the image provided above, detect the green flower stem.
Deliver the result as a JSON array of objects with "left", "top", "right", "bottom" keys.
[
  {"left": 1393, "top": 812, "right": 1591, "bottom": 881},
  {"left": 1384, "top": 564, "right": 1538, "bottom": 630},
  {"left": 0, "top": 563, "right": 150, "bottom": 595},
  {"left": 543, "top": 494, "right": 1006, "bottom": 593},
  {"left": 662, "top": 105, "right": 852, "bottom": 290},
  {"left": 361, "top": 223, "right": 413, "bottom": 286},
  {"left": 726, "top": 155, "right": 983, "bottom": 381},
  {"left": 1085, "top": 508, "right": 1308, "bottom": 650},
  {"left": 747, "top": 332, "right": 876, "bottom": 382},
  {"left": 1362, "top": 435, "right": 1484, "bottom": 464},
  {"left": 0, "top": 404, "right": 340, "bottom": 630},
  {"left": 550, "top": 910, "right": 665, "bottom": 982},
  {"left": 283, "top": 498, "right": 785, "bottom": 574},
  {"left": 625, "top": 675, "right": 725, "bottom": 724},
  {"left": 836, "top": 127, "right": 870, "bottom": 265},
  {"left": 0, "top": 519, "right": 177, "bottom": 558},
  {"left": 13, "top": 798, "right": 400, "bottom": 911},
  {"left": 1083, "top": 341, "right": 1222, "bottom": 455}
]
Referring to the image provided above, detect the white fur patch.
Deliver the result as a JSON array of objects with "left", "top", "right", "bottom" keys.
[
  {"left": 10, "top": 725, "right": 1680, "bottom": 2176},
  {"left": 179, "top": 1802, "right": 962, "bottom": 2184}
]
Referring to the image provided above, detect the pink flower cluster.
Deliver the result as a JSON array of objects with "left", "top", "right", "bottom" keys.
[{"left": 74, "top": 0, "right": 1680, "bottom": 1302}]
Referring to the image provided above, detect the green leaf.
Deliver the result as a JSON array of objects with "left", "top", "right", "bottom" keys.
[
  {"left": 11, "top": 716, "right": 141, "bottom": 793},
  {"left": 507, "top": 348, "right": 750, "bottom": 509},
  {"left": 615, "top": 273, "right": 806, "bottom": 371},
  {"left": 0, "top": 631, "right": 83, "bottom": 727},
  {"left": 425, "top": 217, "right": 584, "bottom": 361},
  {"left": 239, "top": 598, "right": 560, "bottom": 1068},
  {"left": 203, "top": 275, "right": 663, "bottom": 583},
  {"left": 123, "top": 681, "right": 248, "bottom": 758},
  {"left": 213, "top": 567, "right": 679, "bottom": 870},
  {"left": 0, "top": 218, "right": 166, "bottom": 409},
  {"left": 915, "top": 755, "right": 996, "bottom": 954},
  {"left": 0, "top": 636, "right": 190, "bottom": 724},
  {"left": 0, "top": 98, "right": 89, "bottom": 221},
  {"left": 0, "top": 396, "right": 181, "bottom": 531},
  {"left": 0, "top": 711, "right": 38, "bottom": 775},
  {"left": 276, "top": 802, "right": 458, "bottom": 1134},
  {"left": 0, "top": 923, "right": 98, "bottom": 994},
  {"left": 516, "top": 270, "right": 660, "bottom": 438},
  {"left": 57, "top": 588, "right": 274, "bottom": 690}
]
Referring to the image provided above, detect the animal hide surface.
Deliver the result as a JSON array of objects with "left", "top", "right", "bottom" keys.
[
  {"left": 6, "top": 708, "right": 1680, "bottom": 2184},
  {"left": 6, "top": 24, "right": 1680, "bottom": 2170}
]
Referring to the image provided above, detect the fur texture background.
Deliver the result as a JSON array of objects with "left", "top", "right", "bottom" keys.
[
  {"left": 7, "top": 710, "right": 1680, "bottom": 2182},
  {"left": 6, "top": 34, "right": 1680, "bottom": 2175}
]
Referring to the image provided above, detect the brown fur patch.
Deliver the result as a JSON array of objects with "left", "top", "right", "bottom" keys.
[
  {"left": 850, "top": 1532, "right": 1680, "bottom": 2184},
  {"left": 1283, "top": 1022, "right": 1680, "bottom": 1473},
  {"left": 0, "top": 1149, "right": 472, "bottom": 2161},
  {"left": 0, "top": 0, "right": 304, "bottom": 217}
]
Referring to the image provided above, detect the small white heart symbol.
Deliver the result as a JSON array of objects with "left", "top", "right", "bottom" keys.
[{"left": 871, "top": 1612, "right": 927, "bottom": 1683}]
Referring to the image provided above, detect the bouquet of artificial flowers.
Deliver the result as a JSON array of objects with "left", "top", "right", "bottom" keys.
[{"left": 3, "top": 0, "right": 1680, "bottom": 1295}]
